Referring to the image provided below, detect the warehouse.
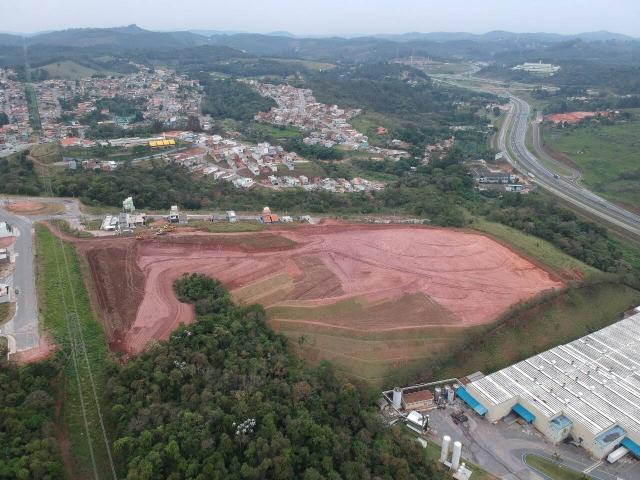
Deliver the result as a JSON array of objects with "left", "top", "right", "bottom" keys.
[{"left": 466, "top": 311, "right": 640, "bottom": 460}]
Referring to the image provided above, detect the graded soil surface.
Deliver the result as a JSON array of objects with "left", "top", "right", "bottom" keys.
[
  {"left": 72, "top": 224, "right": 562, "bottom": 360},
  {"left": 6, "top": 200, "right": 64, "bottom": 216}
]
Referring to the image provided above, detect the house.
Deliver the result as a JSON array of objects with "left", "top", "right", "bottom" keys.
[
  {"left": 401, "top": 389, "right": 434, "bottom": 411},
  {"left": 260, "top": 206, "right": 279, "bottom": 224},
  {"left": 60, "top": 137, "right": 82, "bottom": 148}
]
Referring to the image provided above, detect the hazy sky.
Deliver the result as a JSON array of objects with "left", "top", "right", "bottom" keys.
[{"left": 2, "top": 0, "right": 640, "bottom": 36}]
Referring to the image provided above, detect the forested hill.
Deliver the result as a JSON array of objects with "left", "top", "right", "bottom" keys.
[{"left": 106, "top": 274, "right": 444, "bottom": 479}]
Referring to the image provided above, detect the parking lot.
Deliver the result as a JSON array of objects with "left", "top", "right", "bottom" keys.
[{"left": 425, "top": 400, "right": 640, "bottom": 480}]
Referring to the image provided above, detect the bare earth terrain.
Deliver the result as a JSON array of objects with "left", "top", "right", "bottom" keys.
[{"left": 71, "top": 225, "right": 562, "bottom": 369}]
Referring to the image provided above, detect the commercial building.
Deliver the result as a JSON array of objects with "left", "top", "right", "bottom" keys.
[
  {"left": 465, "top": 311, "right": 640, "bottom": 460},
  {"left": 512, "top": 61, "right": 561, "bottom": 75}
]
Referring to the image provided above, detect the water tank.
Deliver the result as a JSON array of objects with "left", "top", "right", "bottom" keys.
[
  {"left": 447, "top": 387, "right": 455, "bottom": 402},
  {"left": 607, "top": 446, "right": 629, "bottom": 463},
  {"left": 451, "top": 441, "right": 462, "bottom": 471},
  {"left": 392, "top": 387, "right": 402, "bottom": 409},
  {"left": 440, "top": 435, "right": 451, "bottom": 463},
  {"left": 434, "top": 387, "right": 442, "bottom": 402}
]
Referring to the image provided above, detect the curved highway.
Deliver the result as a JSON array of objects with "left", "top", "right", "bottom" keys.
[{"left": 499, "top": 93, "right": 640, "bottom": 240}]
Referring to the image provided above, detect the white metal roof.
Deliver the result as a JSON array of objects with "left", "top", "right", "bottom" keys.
[{"left": 470, "top": 312, "right": 640, "bottom": 436}]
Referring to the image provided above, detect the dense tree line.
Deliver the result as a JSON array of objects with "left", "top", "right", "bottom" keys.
[
  {"left": 0, "top": 151, "right": 42, "bottom": 196},
  {"left": 0, "top": 360, "right": 66, "bottom": 479},
  {"left": 107, "top": 274, "right": 443, "bottom": 480},
  {"left": 488, "top": 193, "right": 629, "bottom": 273},
  {"left": 199, "top": 78, "right": 276, "bottom": 122}
]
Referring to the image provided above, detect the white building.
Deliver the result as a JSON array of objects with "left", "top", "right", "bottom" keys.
[
  {"left": 464, "top": 311, "right": 640, "bottom": 460},
  {"left": 512, "top": 61, "right": 561, "bottom": 75}
]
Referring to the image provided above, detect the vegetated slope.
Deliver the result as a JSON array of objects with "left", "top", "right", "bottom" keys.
[
  {"left": 35, "top": 225, "right": 115, "bottom": 480},
  {"left": 434, "top": 281, "right": 640, "bottom": 379},
  {"left": 107, "top": 273, "right": 445, "bottom": 479},
  {"left": 542, "top": 121, "right": 640, "bottom": 211},
  {"left": 0, "top": 360, "right": 66, "bottom": 478}
]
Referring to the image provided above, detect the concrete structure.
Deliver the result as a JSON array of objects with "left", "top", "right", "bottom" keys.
[
  {"left": 0, "top": 222, "right": 12, "bottom": 238},
  {"left": 440, "top": 435, "right": 451, "bottom": 463},
  {"left": 392, "top": 387, "right": 402, "bottom": 409},
  {"left": 451, "top": 441, "right": 462, "bottom": 471},
  {"left": 405, "top": 410, "right": 428, "bottom": 434},
  {"left": 123, "top": 196, "right": 135, "bottom": 212},
  {"left": 466, "top": 311, "right": 640, "bottom": 459},
  {"left": 0, "top": 284, "right": 10, "bottom": 303}
]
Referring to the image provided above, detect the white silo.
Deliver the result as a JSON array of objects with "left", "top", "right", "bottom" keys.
[
  {"left": 440, "top": 435, "right": 451, "bottom": 463},
  {"left": 451, "top": 441, "right": 462, "bottom": 471},
  {"left": 392, "top": 387, "right": 402, "bottom": 409}
]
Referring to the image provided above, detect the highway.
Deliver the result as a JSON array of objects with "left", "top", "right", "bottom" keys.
[
  {"left": 432, "top": 70, "right": 640, "bottom": 241},
  {"left": 500, "top": 93, "right": 640, "bottom": 241}
]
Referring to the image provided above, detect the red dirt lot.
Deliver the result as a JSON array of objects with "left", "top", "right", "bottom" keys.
[
  {"left": 545, "top": 111, "right": 609, "bottom": 124},
  {"left": 5, "top": 200, "right": 64, "bottom": 216},
  {"left": 74, "top": 225, "right": 562, "bottom": 355}
]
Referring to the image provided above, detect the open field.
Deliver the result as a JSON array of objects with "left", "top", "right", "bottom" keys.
[
  {"left": 472, "top": 220, "right": 599, "bottom": 280},
  {"left": 6, "top": 200, "right": 65, "bottom": 216},
  {"left": 542, "top": 120, "right": 640, "bottom": 210},
  {"left": 70, "top": 224, "right": 561, "bottom": 383},
  {"left": 524, "top": 454, "right": 592, "bottom": 480},
  {"left": 434, "top": 281, "right": 640, "bottom": 379},
  {"left": 35, "top": 225, "right": 116, "bottom": 480},
  {"left": 420, "top": 62, "right": 474, "bottom": 75},
  {"left": 34, "top": 60, "right": 108, "bottom": 80},
  {"left": 266, "top": 57, "right": 336, "bottom": 71}
]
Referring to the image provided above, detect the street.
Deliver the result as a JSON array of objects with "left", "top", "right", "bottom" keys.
[{"left": 0, "top": 196, "right": 84, "bottom": 353}]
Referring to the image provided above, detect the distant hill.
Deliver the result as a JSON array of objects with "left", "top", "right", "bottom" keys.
[
  {"left": 0, "top": 33, "right": 23, "bottom": 46},
  {"left": 373, "top": 30, "right": 635, "bottom": 43},
  {"left": 25, "top": 25, "right": 210, "bottom": 49}
]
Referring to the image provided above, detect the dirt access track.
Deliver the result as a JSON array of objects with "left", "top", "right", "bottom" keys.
[{"left": 70, "top": 224, "right": 562, "bottom": 356}]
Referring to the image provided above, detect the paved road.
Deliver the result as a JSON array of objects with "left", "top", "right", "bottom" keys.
[
  {"left": 0, "top": 208, "right": 39, "bottom": 351},
  {"left": 529, "top": 114, "right": 582, "bottom": 183},
  {"left": 0, "top": 196, "right": 86, "bottom": 352},
  {"left": 501, "top": 93, "right": 640, "bottom": 240}
]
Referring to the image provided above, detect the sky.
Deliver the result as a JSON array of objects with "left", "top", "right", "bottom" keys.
[{"left": 2, "top": 0, "right": 640, "bottom": 37}]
